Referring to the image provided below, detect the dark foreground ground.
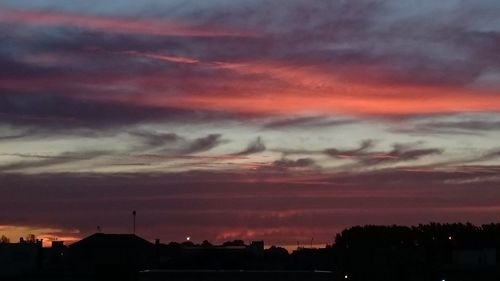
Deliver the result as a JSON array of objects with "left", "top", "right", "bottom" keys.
[{"left": 3, "top": 223, "right": 500, "bottom": 280}]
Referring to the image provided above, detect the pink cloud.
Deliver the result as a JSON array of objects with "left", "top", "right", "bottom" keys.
[{"left": 0, "top": 7, "right": 254, "bottom": 38}]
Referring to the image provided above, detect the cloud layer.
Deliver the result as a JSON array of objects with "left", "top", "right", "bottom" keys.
[{"left": 1, "top": 0, "right": 500, "bottom": 246}]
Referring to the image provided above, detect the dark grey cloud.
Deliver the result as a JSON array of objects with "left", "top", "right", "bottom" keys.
[
  {"left": 0, "top": 151, "right": 106, "bottom": 172},
  {"left": 0, "top": 53, "right": 60, "bottom": 79},
  {"left": 430, "top": 120, "right": 500, "bottom": 131},
  {"left": 480, "top": 149, "right": 500, "bottom": 162},
  {"left": 359, "top": 145, "right": 443, "bottom": 166},
  {"left": 0, "top": 92, "right": 241, "bottom": 132},
  {"left": 129, "top": 130, "right": 182, "bottom": 150},
  {"left": 234, "top": 137, "right": 265, "bottom": 155},
  {"left": 262, "top": 116, "right": 356, "bottom": 130},
  {"left": 0, "top": 129, "right": 38, "bottom": 140},
  {"left": 272, "top": 158, "right": 315, "bottom": 169},
  {"left": 0, "top": 125, "right": 117, "bottom": 141},
  {"left": 0, "top": 132, "right": 232, "bottom": 173},
  {"left": 446, "top": 149, "right": 500, "bottom": 167},
  {"left": 273, "top": 140, "right": 374, "bottom": 157},
  {"left": 325, "top": 139, "right": 374, "bottom": 158},
  {"left": 325, "top": 141, "right": 443, "bottom": 166},
  {"left": 182, "top": 134, "right": 223, "bottom": 154},
  {"left": 394, "top": 119, "right": 500, "bottom": 135},
  {"left": 130, "top": 132, "right": 227, "bottom": 156}
]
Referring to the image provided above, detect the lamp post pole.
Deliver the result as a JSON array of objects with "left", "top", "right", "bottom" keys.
[{"left": 132, "top": 210, "right": 136, "bottom": 234}]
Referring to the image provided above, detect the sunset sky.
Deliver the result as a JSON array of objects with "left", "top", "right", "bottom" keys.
[{"left": 1, "top": 0, "right": 500, "bottom": 248}]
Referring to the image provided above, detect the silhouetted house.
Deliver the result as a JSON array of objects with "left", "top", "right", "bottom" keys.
[
  {"left": 249, "top": 241, "right": 264, "bottom": 256},
  {"left": 43, "top": 240, "right": 68, "bottom": 270},
  {"left": 68, "top": 233, "right": 154, "bottom": 276},
  {"left": 0, "top": 239, "right": 43, "bottom": 276}
]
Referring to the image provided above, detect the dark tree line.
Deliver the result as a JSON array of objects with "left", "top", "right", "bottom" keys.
[
  {"left": 332, "top": 223, "right": 500, "bottom": 281},
  {"left": 334, "top": 222, "right": 500, "bottom": 250}
]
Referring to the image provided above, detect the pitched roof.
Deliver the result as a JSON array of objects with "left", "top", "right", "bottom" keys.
[{"left": 69, "top": 233, "right": 153, "bottom": 249}]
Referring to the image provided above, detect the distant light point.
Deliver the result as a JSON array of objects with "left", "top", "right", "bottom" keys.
[{"left": 186, "top": 236, "right": 191, "bottom": 241}]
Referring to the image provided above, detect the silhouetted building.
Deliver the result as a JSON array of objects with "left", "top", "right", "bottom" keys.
[
  {"left": 68, "top": 233, "right": 155, "bottom": 277},
  {"left": 44, "top": 240, "right": 67, "bottom": 270},
  {"left": 0, "top": 239, "right": 43, "bottom": 276},
  {"left": 249, "top": 240, "right": 264, "bottom": 256},
  {"left": 3, "top": 222, "right": 500, "bottom": 280}
]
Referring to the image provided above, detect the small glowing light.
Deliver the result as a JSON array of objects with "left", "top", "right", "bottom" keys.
[
  {"left": 186, "top": 236, "right": 191, "bottom": 241},
  {"left": 344, "top": 274, "right": 348, "bottom": 279},
  {"left": 448, "top": 236, "right": 452, "bottom": 240}
]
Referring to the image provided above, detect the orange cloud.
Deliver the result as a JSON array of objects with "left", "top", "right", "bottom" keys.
[
  {"left": 120, "top": 51, "right": 200, "bottom": 64},
  {"left": 3, "top": 43, "right": 500, "bottom": 117},
  {"left": 96, "top": 59, "right": 500, "bottom": 116},
  {"left": 129, "top": 84, "right": 500, "bottom": 116}
]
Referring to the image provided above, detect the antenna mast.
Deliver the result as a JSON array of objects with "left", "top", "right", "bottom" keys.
[{"left": 132, "top": 210, "right": 136, "bottom": 234}]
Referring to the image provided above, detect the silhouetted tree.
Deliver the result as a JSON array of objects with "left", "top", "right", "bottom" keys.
[
  {"left": 222, "top": 240, "right": 245, "bottom": 247},
  {"left": 180, "top": 241, "right": 195, "bottom": 247},
  {"left": 0, "top": 235, "right": 9, "bottom": 244},
  {"left": 25, "top": 234, "right": 36, "bottom": 243},
  {"left": 201, "top": 240, "right": 212, "bottom": 247}
]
